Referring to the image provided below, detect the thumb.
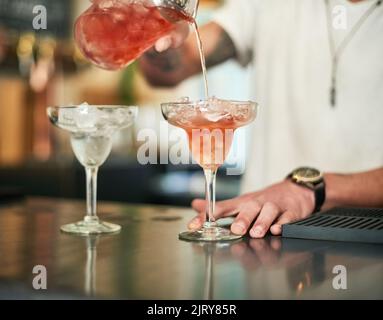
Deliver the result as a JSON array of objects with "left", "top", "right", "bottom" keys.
[
  {"left": 191, "top": 199, "right": 206, "bottom": 212},
  {"left": 154, "top": 36, "right": 172, "bottom": 52}
]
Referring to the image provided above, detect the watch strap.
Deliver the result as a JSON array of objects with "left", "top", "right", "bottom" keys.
[{"left": 313, "top": 180, "right": 326, "bottom": 213}]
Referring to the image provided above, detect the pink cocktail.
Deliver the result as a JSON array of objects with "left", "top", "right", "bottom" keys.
[{"left": 162, "top": 98, "right": 258, "bottom": 241}]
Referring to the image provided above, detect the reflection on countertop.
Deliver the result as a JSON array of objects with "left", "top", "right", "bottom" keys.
[{"left": 0, "top": 197, "right": 382, "bottom": 299}]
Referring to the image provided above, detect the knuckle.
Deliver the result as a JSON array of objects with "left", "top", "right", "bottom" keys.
[
  {"left": 281, "top": 211, "right": 298, "bottom": 223},
  {"left": 237, "top": 202, "right": 249, "bottom": 212},
  {"left": 284, "top": 211, "right": 295, "bottom": 218},
  {"left": 252, "top": 199, "right": 263, "bottom": 211},
  {"left": 263, "top": 201, "right": 279, "bottom": 212},
  {"left": 236, "top": 215, "right": 252, "bottom": 227},
  {"left": 239, "top": 199, "right": 262, "bottom": 213},
  {"left": 191, "top": 199, "right": 199, "bottom": 207},
  {"left": 284, "top": 196, "right": 297, "bottom": 208},
  {"left": 215, "top": 202, "right": 227, "bottom": 215}
]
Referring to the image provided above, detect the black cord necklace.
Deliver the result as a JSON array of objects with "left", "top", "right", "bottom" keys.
[{"left": 325, "top": 0, "right": 382, "bottom": 107}]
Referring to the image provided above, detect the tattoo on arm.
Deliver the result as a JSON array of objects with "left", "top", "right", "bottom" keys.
[
  {"left": 205, "top": 30, "right": 236, "bottom": 68},
  {"left": 142, "top": 27, "right": 236, "bottom": 77}
]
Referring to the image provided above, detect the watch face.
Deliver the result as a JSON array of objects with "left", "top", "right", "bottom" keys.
[{"left": 292, "top": 167, "right": 323, "bottom": 184}]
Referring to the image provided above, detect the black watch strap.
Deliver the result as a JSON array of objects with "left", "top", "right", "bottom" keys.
[{"left": 313, "top": 180, "right": 326, "bottom": 213}]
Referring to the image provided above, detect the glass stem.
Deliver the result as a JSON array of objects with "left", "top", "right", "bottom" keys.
[
  {"left": 85, "top": 167, "right": 98, "bottom": 222},
  {"left": 204, "top": 169, "right": 217, "bottom": 228}
]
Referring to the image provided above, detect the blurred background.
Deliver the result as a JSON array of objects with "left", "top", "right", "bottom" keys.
[{"left": 0, "top": 0, "right": 252, "bottom": 206}]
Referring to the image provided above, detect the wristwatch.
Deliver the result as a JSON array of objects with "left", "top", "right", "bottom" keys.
[{"left": 287, "top": 167, "right": 326, "bottom": 213}]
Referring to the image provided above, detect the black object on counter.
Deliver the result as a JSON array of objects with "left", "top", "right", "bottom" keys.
[{"left": 282, "top": 207, "right": 383, "bottom": 244}]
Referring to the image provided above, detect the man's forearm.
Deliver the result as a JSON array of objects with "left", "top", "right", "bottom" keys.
[
  {"left": 139, "top": 22, "right": 236, "bottom": 87},
  {"left": 139, "top": 47, "right": 194, "bottom": 87},
  {"left": 324, "top": 167, "right": 383, "bottom": 209}
]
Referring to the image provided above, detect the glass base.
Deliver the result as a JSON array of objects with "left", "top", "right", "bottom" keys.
[
  {"left": 61, "top": 217, "right": 121, "bottom": 235},
  {"left": 179, "top": 226, "right": 242, "bottom": 242}
]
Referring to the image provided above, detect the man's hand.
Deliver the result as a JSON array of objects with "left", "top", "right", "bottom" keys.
[
  {"left": 139, "top": 22, "right": 235, "bottom": 87},
  {"left": 189, "top": 180, "right": 315, "bottom": 238}
]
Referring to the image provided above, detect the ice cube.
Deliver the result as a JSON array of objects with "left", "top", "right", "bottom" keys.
[
  {"left": 109, "top": 108, "right": 134, "bottom": 129},
  {"left": 231, "top": 104, "right": 250, "bottom": 121},
  {"left": 58, "top": 108, "right": 76, "bottom": 128},
  {"left": 204, "top": 110, "right": 229, "bottom": 122},
  {"left": 75, "top": 103, "right": 99, "bottom": 131},
  {"left": 208, "top": 96, "right": 218, "bottom": 103},
  {"left": 179, "top": 96, "right": 190, "bottom": 103},
  {"left": 202, "top": 97, "right": 234, "bottom": 122},
  {"left": 112, "top": 10, "right": 126, "bottom": 23},
  {"left": 98, "top": 0, "right": 114, "bottom": 10}
]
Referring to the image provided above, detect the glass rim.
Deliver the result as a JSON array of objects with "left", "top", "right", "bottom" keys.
[
  {"left": 47, "top": 105, "right": 138, "bottom": 110},
  {"left": 161, "top": 99, "right": 258, "bottom": 108}
]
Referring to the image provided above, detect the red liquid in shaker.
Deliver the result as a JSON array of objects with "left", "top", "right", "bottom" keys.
[{"left": 75, "top": 1, "right": 192, "bottom": 70}]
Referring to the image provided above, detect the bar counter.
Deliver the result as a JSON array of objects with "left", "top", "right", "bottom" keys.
[{"left": 0, "top": 197, "right": 382, "bottom": 299}]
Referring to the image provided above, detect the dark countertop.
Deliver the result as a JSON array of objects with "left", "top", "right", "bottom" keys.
[{"left": 0, "top": 197, "right": 382, "bottom": 300}]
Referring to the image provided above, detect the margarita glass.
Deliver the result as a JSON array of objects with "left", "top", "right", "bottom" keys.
[
  {"left": 161, "top": 98, "right": 258, "bottom": 241},
  {"left": 47, "top": 104, "right": 138, "bottom": 235}
]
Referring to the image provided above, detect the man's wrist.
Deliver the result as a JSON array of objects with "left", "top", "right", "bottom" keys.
[
  {"left": 299, "top": 182, "right": 316, "bottom": 213},
  {"left": 287, "top": 167, "right": 326, "bottom": 213},
  {"left": 286, "top": 179, "right": 316, "bottom": 214}
]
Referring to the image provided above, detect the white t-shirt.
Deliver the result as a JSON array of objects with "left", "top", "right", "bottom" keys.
[{"left": 214, "top": 0, "right": 383, "bottom": 192}]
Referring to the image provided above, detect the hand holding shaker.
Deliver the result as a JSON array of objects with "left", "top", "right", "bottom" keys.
[{"left": 75, "top": 0, "right": 199, "bottom": 70}]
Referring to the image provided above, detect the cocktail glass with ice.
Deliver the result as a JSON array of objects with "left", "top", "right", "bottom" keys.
[
  {"left": 47, "top": 104, "right": 138, "bottom": 235},
  {"left": 162, "top": 98, "right": 258, "bottom": 241}
]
